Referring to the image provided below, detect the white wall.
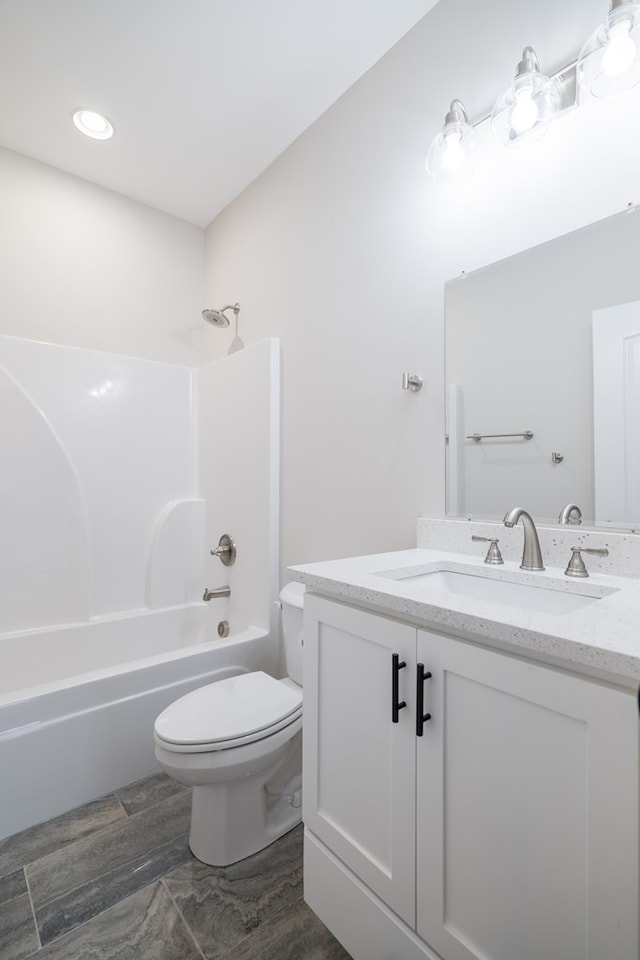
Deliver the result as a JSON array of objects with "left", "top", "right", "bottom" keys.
[
  {"left": 0, "top": 146, "right": 205, "bottom": 364},
  {"left": 201, "top": 0, "right": 640, "bottom": 575}
]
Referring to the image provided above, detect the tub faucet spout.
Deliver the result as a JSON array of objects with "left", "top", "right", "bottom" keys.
[
  {"left": 203, "top": 586, "right": 231, "bottom": 601},
  {"left": 503, "top": 507, "right": 545, "bottom": 571}
]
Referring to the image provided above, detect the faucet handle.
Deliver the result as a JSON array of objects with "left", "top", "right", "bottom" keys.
[
  {"left": 565, "top": 546, "right": 609, "bottom": 578},
  {"left": 210, "top": 534, "right": 237, "bottom": 566},
  {"left": 471, "top": 535, "right": 504, "bottom": 565}
]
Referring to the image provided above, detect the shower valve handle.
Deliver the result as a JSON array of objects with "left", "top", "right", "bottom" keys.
[{"left": 211, "top": 534, "right": 237, "bottom": 566}]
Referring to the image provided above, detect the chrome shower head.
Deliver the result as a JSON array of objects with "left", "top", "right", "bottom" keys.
[{"left": 201, "top": 303, "right": 240, "bottom": 328}]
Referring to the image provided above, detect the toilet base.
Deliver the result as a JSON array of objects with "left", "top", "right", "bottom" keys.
[{"left": 188, "top": 731, "right": 302, "bottom": 865}]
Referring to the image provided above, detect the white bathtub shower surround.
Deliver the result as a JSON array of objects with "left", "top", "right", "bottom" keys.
[
  {"left": 0, "top": 605, "right": 280, "bottom": 840},
  {"left": 0, "top": 334, "right": 195, "bottom": 628},
  {"left": 0, "top": 361, "right": 90, "bottom": 631},
  {"left": 0, "top": 335, "right": 280, "bottom": 633},
  {"left": 196, "top": 339, "right": 281, "bottom": 641},
  {"left": 1, "top": 604, "right": 203, "bottom": 699},
  {"left": 145, "top": 498, "right": 206, "bottom": 609}
]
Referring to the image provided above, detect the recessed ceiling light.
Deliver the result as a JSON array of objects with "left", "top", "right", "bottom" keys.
[{"left": 72, "top": 109, "right": 114, "bottom": 140}]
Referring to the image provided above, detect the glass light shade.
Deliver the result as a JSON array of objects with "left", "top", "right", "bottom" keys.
[
  {"left": 491, "top": 48, "right": 560, "bottom": 147},
  {"left": 426, "top": 100, "right": 478, "bottom": 183},
  {"left": 578, "top": 1, "right": 640, "bottom": 97},
  {"left": 72, "top": 109, "right": 114, "bottom": 140}
]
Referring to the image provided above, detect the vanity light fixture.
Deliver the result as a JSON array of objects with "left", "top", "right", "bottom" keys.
[
  {"left": 491, "top": 47, "right": 560, "bottom": 147},
  {"left": 577, "top": 0, "right": 640, "bottom": 97},
  {"left": 425, "top": 99, "right": 478, "bottom": 182},
  {"left": 426, "top": 52, "right": 575, "bottom": 176},
  {"left": 72, "top": 108, "right": 114, "bottom": 140},
  {"left": 427, "top": 4, "right": 640, "bottom": 182}
]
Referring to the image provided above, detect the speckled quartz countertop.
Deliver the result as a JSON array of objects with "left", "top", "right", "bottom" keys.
[{"left": 288, "top": 547, "right": 640, "bottom": 690}]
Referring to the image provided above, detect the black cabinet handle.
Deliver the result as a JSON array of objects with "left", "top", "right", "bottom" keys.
[
  {"left": 391, "top": 653, "right": 407, "bottom": 723},
  {"left": 416, "top": 663, "right": 432, "bottom": 737}
]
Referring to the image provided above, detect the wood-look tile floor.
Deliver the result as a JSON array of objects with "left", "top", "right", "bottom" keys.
[{"left": 0, "top": 774, "right": 351, "bottom": 960}]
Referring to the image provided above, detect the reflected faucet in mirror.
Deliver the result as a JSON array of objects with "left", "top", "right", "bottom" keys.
[
  {"left": 558, "top": 503, "right": 582, "bottom": 525},
  {"left": 503, "top": 507, "right": 545, "bottom": 571}
]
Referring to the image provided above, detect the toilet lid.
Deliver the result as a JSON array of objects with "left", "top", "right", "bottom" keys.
[{"left": 154, "top": 671, "right": 303, "bottom": 747}]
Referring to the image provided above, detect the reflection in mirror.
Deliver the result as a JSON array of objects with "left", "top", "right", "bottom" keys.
[{"left": 445, "top": 206, "right": 640, "bottom": 530}]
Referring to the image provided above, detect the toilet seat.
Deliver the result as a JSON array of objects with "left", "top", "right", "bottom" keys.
[{"left": 154, "top": 671, "right": 302, "bottom": 754}]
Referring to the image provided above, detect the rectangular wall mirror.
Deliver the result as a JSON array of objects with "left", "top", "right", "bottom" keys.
[{"left": 445, "top": 206, "right": 640, "bottom": 531}]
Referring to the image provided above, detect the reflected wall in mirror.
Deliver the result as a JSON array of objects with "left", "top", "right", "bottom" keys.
[{"left": 445, "top": 206, "right": 640, "bottom": 530}]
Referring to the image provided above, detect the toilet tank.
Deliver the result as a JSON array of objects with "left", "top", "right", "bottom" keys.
[{"left": 279, "top": 581, "right": 305, "bottom": 685}]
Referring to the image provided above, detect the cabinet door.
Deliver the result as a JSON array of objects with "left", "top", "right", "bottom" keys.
[
  {"left": 416, "top": 628, "right": 639, "bottom": 960},
  {"left": 303, "top": 595, "right": 417, "bottom": 925}
]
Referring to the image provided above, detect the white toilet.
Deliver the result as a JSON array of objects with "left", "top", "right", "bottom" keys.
[{"left": 153, "top": 581, "right": 305, "bottom": 866}]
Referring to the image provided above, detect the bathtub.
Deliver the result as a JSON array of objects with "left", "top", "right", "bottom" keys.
[{"left": 0, "top": 603, "right": 280, "bottom": 840}]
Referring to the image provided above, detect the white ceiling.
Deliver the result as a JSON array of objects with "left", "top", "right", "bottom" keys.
[{"left": 0, "top": 0, "right": 439, "bottom": 226}]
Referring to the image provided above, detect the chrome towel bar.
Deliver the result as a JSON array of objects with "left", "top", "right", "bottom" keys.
[{"left": 467, "top": 430, "right": 534, "bottom": 443}]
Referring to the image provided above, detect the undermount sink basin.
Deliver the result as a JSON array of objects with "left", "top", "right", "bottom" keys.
[{"left": 376, "top": 567, "right": 605, "bottom": 615}]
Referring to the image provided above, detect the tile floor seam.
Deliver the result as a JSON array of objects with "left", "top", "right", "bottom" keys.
[
  {"left": 27, "top": 831, "right": 191, "bottom": 915},
  {"left": 160, "top": 877, "right": 208, "bottom": 960},
  {"left": 114, "top": 782, "right": 191, "bottom": 819},
  {"left": 1, "top": 779, "right": 186, "bottom": 878},
  {"left": 4, "top": 804, "right": 130, "bottom": 881},
  {"left": 22, "top": 865, "right": 42, "bottom": 954},
  {"left": 22, "top": 818, "right": 121, "bottom": 880},
  {"left": 132, "top": 791, "right": 190, "bottom": 817},
  {"left": 24, "top": 797, "right": 191, "bottom": 900},
  {"left": 27, "top": 876, "right": 167, "bottom": 956},
  {"left": 213, "top": 892, "right": 306, "bottom": 960}
]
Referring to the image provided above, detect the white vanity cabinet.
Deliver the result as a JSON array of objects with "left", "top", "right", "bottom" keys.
[
  {"left": 302, "top": 597, "right": 418, "bottom": 925},
  {"left": 303, "top": 593, "right": 639, "bottom": 960}
]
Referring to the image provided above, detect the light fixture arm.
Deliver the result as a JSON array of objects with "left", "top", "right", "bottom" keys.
[
  {"left": 516, "top": 46, "right": 540, "bottom": 77},
  {"left": 444, "top": 99, "right": 469, "bottom": 125}
]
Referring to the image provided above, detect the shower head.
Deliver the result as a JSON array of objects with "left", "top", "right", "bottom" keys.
[{"left": 201, "top": 303, "right": 240, "bottom": 328}]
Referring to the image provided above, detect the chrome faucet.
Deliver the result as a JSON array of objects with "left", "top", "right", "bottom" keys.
[
  {"left": 202, "top": 585, "right": 231, "bottom": 601},
  {"left": 558, "top": 503, "right": 582, "bottom": 525},
  {"left": 503, "top": 507, "right": 545, "bottom": 570}
]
